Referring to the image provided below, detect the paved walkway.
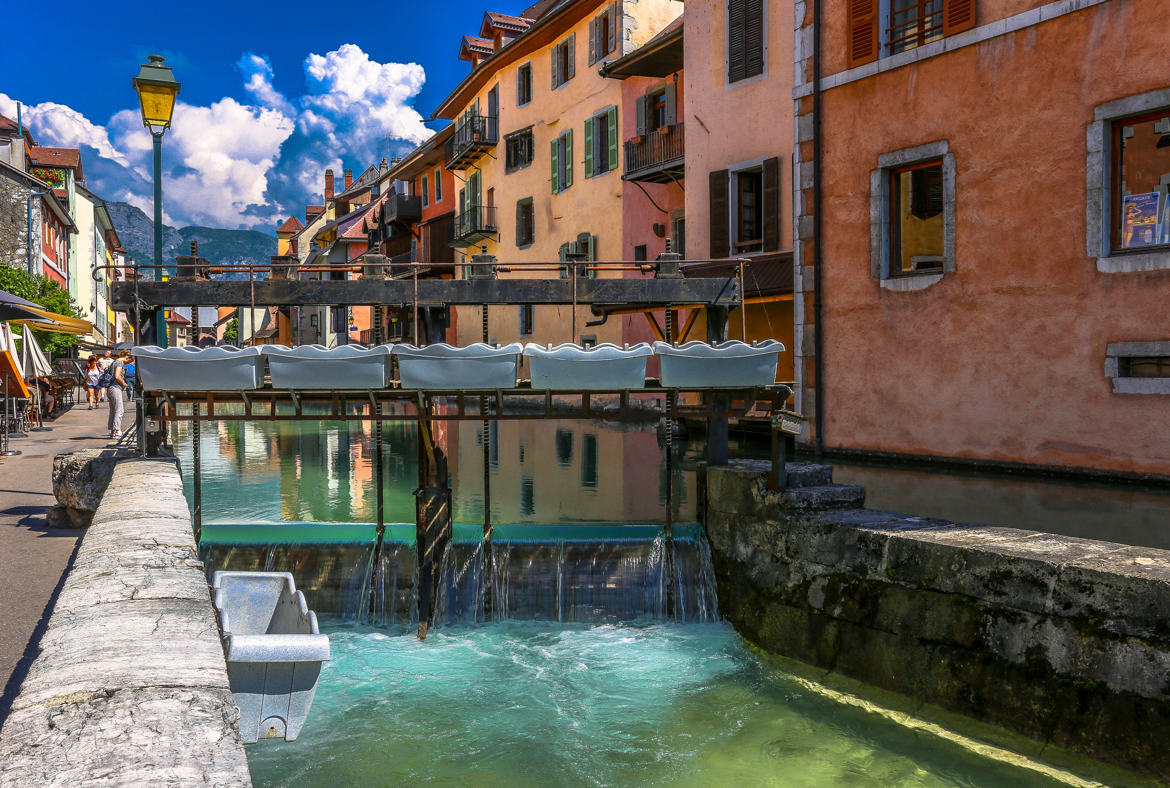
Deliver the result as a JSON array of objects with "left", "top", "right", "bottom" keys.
[{"left": 0, "top": 400, "right": 133, "bottom": 730}]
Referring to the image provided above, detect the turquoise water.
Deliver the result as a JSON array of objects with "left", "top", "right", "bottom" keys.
[{"left": 245, "top": 622, "right": 1063, "bottom": 788}]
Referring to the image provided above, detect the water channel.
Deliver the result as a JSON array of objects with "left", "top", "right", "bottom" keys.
[{"left": 175, "top": 418, "right": 1120, "bottom": 787}]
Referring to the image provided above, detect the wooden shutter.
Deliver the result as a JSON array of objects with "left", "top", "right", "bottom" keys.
[
  {"left": 744, "top": 0, "right": 764, "bottom": 79},
  {"left": 943, "top": 0, "right": 976, "bottom": 36},
  {"left": 516, "top": 200, "right": 524, "bottom": 245},
  {"left": 709, "top": 169, "right": 730, "bottom": 258},
  {"left": 584, "top": 117, "right": 595, "bottom": 178},
  {"left": 564, "top": 130, "right": 573, "bottom": 187},
  {"left": 607, "top": 106, "right": 618, "bottom": 173},
  {"left": 728, "top": 0, "right": 746, "bottom": 83},
  {"left": 517, "top": 67, "right": 524, "bottom": 104},
  {"left": 551, "top": 139, "right": 559, "bottom": 193},
  {"left": 635, "top": 95, "right": 648, "bottom": 136},
  {"left": 664, "top": 84, "right": 677, "bottom": 126},
  {"left": 607, "top": 2, "right": 619, "bottom": 54},
  {"left": 551, "top": 46, "right": 560, "bottom": 88},
  {"left": 762, "top": 156, "right": 781, "bottom": 252},
  {"left": 567, "top": 34, "right": 576, "bottom": 79},
  {"left": 589, "top": 17, "right": 599, "bottom": 65},
  {"left": 847, "top": 0, "right": 879, "bottom": 69}
]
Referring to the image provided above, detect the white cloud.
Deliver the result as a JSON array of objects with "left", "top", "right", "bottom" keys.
[{"left": 3, "top": 43, "right": 430, "bottom": 230}]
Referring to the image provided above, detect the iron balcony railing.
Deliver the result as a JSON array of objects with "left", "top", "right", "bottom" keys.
[
  {"left": 623, "top": 123, "right": 684, "bottom": 184},
  {"left": 445, "top": 115, "right": 499, "bottom": 169},
  {"left": 383, "top": 193, "right": 422, "bottom": 224},
  {"left": 447, "top": 205, "right": 498, "bottom": 248}
]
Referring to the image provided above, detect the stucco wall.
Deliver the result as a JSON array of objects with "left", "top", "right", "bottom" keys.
[
  {"left": 684, "top": 0, "right": 794, "bottom": 260},
  {"left": 815, "top": 0, "right": 1170, "bottom": 477}
]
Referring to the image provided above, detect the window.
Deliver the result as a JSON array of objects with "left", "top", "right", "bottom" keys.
[
  {"left": 889, "top": 161, "right": 944, "bottom": 275},
  {"left": 559, "top": 233, "right": 597, "bottom": 278},
  {"left": 671, "top": 212, "right": 686, "bottom": 258},
  {"left": 519, "top": 304, "right": 534, "bottom": 335},
  {"left": 555, "top": 428, "right": 573, "bottom": 465},
  {"left": 585, "top": 106, "right": 618, "bottom": 177},
  {"left": 421, "top": 174, "right": 430, "bottom": 209},
  {"left": 1112, "top": 109, "right": 1170, "bottom": 253},
  {"left": 634, "top": 244, "right": 647, "bottom": 261},
  {"left": 520, "top": 477, "right": 535, "bottom": 515},
  {"left": 551, "top": 130, "right": 573, "bottom": 193},
  {"left": 517, "top": 63, "right": 532, "bottom": 106},
  {"left": 581, "top": 433, "right": 598, "bottom": 488},
  {"left": 433, "top": 167, "right": 442, "bottom": 202},
  {"left": 516, "top": 197, "right": 535, "bottom": 247},
  {"left": 847, "top": 1, "right": 976, "bottom": 68},
  {"left": 727, "top": 0, "right": 764, "bottom": 83},
  {"left": 506, "top": 128, "right": 535, "bottom": 172},
  {"left": 551, "top": 35, "right": 576, "bottom": 89},
  {"left": 734, "top": 169, "right": 763, "bottom": 254},
  {"left": 588, "top": 3, "right": 620, "bottom": 65},
  {"left": 1106, "top": 342, "right": 1170, "bottom": 395},
  {"left": 870, "top": 141, "right": 956, "bottom": 287}
]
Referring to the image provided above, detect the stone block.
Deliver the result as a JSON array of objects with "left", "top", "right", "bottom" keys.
[{"left": 51, "top": 448, "right": 137, "bottom": 515}]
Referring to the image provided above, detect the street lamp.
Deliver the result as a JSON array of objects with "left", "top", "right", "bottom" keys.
[{"left": 133, "top": 54, "right": 179, "bottom": 347}]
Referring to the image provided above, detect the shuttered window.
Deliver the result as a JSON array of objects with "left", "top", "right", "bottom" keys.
[
  {"left": 551, "top": 34, "right": 576, "bottom": 88},
  {"left": 558, "top": 233, "right": 598, "bottom": 278},
  {"left": 585, "top": 106, "right": 619, "bottom": 177},
  {"left": 727, "top": 0, "right": 764, "bottom": 84},
  {"left": 850, "top": 0, "right": 977, "bottom": 67},
  {"left": 551, "top": 130, "right": 573, "bottom": 193},
  {"left": 506, "top": 128, "right": 535, "bottom": 172},
  {"left": 709, "top": 169, "right": 730, "bottom": 258},
  {"left": 517, "top": 63, "right": 532, "bottom": 106},
  {"left": 588, "top": 2, "right": 621, "bottom": 65},
  {"left": 516, "top": 197, "right": 534, "bottom": 247}
]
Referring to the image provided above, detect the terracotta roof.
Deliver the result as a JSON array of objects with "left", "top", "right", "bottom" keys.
[
  {"left": 306, "top": 205, "right": 325, "bottom": 215},
  {"left": 277, "top": 215, "right": 304, "bottom": 234},
  {"left": 165, "top": 312, "right": 191, "bottom": 324},
  {"left": 30, "top": 146, "right": 84, "bottom": 181},
  {"left": 0, "top": 114, "right": 35, "bottom": 145},
  {"left": 461, "top": 36, "right": 495, "bottom": 56},
  {"left": 481, "top": 11, "right": 534, "bottom": 36}
]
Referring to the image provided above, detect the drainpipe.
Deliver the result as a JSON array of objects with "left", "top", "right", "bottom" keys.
[
  {"left": 812, "top": 0, "right": 825, "bottom": 457},
  {"left": 26, "top": 191, "right": 47, "bottom": 276}
]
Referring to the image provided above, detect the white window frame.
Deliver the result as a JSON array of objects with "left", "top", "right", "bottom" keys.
[
  {"left": 870, "top": 140, "right": 955, "bottom": 291},
  {"left": 421, "top": 174, "right": 430, "bottom": 209},
  {"left": 433, "top": 167, "right": 442, "bottom": 203},
  {"left": 1087, "top": 88, "right": 1170, "bottom": 274}
]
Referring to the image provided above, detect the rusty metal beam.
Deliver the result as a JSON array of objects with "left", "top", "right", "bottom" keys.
[{"left": 112, "top": 275, "right": 740, "bottom": 310}]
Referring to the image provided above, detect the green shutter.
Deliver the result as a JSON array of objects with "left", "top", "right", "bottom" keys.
[
  {"left": 635, "top": 96, "right": 647, "bottom": 136},
  {"left": 564, "top": 130, "right": 573, "bottom": 188},
  {"left": 584, "top": 117, "right": 594, "bottom": 178},
  {"left": 607, "top": 106, "right": 618, "bottom": 173},
  {"left": 551, "top": 139, "right": 559, "bottom": 193}
]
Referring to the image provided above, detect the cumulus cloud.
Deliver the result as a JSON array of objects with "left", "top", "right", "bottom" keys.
[{"left": 2, "top": 44, "right": 430, "bottom": 231}]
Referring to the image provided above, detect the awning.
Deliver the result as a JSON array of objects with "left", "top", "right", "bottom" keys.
[{"left": 16, "top": 305, "right": 94, "bottom": 336}]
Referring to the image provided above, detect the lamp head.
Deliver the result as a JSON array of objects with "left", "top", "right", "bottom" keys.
[{"left": 133, "top": 55, "right": 180, "bottom": 133}]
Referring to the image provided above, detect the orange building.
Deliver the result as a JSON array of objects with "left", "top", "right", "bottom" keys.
[{"left": 796, "top": 0, "right": 1170, "bottom": 480}]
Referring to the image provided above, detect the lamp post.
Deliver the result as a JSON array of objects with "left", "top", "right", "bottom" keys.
[{"left": 132, "top": 54, "right": 180, "bottom": 347}]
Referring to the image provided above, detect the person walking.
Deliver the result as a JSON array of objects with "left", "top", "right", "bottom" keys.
[
  {"left": 106, "top": 351, "right": 128, "bottom": 439},
  {"left": 97, "top": 351, "right": 113, "bottom": 403},
  {"left": 124, "top": 355, "right": 137, "bottom": 401},
  {"left": 84, "top": 357, "right": 101, "bottom": 409}
]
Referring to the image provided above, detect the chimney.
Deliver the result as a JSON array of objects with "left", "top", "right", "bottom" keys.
[
  {"left": 324, "top": 169, "right": 335, "bottom": 201},
  {"left": 344, "top": 169, "right": 353, "bottom": 190}
]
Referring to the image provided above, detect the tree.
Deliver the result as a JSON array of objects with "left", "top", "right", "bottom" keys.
[
  {"left": 222, "top": 316, "right": 238, "bottom": 344},
  {"left": 0, "top": 264, "right": 85, "bottom": 356}
]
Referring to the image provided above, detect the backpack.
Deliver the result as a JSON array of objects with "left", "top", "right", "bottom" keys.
[{"left": 97, "top": 368, "right": 115, "bottom": 388}]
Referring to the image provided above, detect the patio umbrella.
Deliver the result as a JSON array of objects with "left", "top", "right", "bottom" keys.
[
  {"left": 0, "top": 288, "right": 40, "bottom": 308},
  {"left": 0, "top": 302, "right": 48, "bottom": 323},
  {"left": 20, "top": 325, "right": 52, "bottom": 377}
]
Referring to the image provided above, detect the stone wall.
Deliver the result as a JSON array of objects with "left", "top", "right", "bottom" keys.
[
  {"left": 0, "top": 170, "right": 41, "bottom": 274},
  {"left": 0, "top": 458, "right": 252, "bottom": 787},
  {"left": 703, "top": 460, "right": 1170, "bottom": 779}
]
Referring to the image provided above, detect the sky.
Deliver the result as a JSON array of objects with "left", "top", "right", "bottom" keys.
[{"left": 0, "top": 0, "right": 531, "bottom": 232}]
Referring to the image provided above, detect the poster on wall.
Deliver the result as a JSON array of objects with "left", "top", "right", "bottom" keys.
[{"left": 1122, "top": 192, "right": 1161, "bottom": 248}]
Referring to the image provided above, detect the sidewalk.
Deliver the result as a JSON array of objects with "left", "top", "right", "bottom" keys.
[{"left": 0, "top": 400, "right": 133, "bottom": 730}]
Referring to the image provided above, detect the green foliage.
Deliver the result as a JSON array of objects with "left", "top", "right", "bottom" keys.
[
  {"left": 0, "top": 263, "right": 85, "bottom": 356},
  {"left": 223, "top": 316, "right": 238, "bottom": 343}
]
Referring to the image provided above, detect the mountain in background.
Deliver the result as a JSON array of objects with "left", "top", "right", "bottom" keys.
[{"left": 106, "top": 202, "right": 276, "bottom": 275}]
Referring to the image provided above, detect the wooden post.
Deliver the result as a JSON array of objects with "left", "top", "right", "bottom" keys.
[{"left": 705, "top": 305, "right": 730, "bottom": 466}]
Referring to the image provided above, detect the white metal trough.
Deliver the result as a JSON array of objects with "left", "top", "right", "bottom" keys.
[
  {"left": 212, "top": 571, "right": 330, "bottom": 743},
  {"left": 131, "top": 346, "right": 264, "bottom": 391},
  {"left": 523, "top": 343, "right": 653, "bottom": 390},
  {"left": 391, "top": 342, "right": 523, "bottom": 390},
  {"left": 261, "top": 344, "right": 393, "bottom": 390},
  {"left": 652, "top": 340, "right": 785, "bottom": 387}
]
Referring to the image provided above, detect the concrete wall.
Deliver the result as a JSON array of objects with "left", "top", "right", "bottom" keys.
[
  {"left": 703, "top": 461, "right": 1170, "bottom": 779},
  {"left": 0, "top": 458, "right": 251, "bottom": 787}
]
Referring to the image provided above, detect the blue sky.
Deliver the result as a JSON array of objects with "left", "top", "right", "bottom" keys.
[{"left": 1, "top": 0, "right": 529, "bottom": 231}]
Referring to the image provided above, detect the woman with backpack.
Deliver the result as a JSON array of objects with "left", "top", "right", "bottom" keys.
[{"left": 105, "top": 352, "right": 128, "bottom": 439}]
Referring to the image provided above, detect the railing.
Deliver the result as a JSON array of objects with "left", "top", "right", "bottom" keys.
[
  {"left": 624, "top": 123, "right": 684, "bottom": 182},
  {"left": 448, "top": 205, "right": 498, "bottom": 247},
  {"left": 444, "top": 115, "right": 499, "bottom": 168},
  {"left": 383, "top": 193, "right": 422, "bottom": 224}
]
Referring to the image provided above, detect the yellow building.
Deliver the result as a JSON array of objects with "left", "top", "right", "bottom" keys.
[{"left": 433, "top": 0, "right": 683, "bottom": 348}]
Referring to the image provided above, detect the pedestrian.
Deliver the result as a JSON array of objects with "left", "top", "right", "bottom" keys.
[
  {"left": 84, "top": 357, "right": 101, "bottom": 409},
  {"left": 124, "top": 354, "right": 137, "bottom": 401},
  {"left": 106, "top": 351, "right": 128, "bottom": 439},
  {"left": 97, "top": 351, "right": 113, "bottom": 402}
]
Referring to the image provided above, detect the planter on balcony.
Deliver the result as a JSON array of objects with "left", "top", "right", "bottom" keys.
[
  {"left": 391, "top": 342, "right": 523, "bottom": 390},
  {"left": 652, "top": 340, "right": 785, "bottom": 388},
  {"left": 261, "top": 344, "right": 393, "bottom": 390},
  {"left": 131, "top": 345, "right": 264, "bottom": 391},
  {"left": 523, "top": 343, "right": 654, "bottom": 390}
]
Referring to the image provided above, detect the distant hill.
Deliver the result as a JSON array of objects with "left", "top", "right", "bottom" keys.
[{"left": 106, "top": 202, "right": 276, "bottom": 277}]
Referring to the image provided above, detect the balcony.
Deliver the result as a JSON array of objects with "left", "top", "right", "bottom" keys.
[
  {"left": 383, "top": 193, "right": 422, "bottom": 224},
  {"left": 448, "top": 205, "right": 498, "bottom": 248},
  {"left": 623, "top": 122, "right": 684, "bottom": 184},
  {"left": 445, "top": 115, "right": 499, "bottom": 170}
]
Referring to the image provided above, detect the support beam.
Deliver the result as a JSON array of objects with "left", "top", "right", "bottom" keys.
[
  {"left": 705, "top": 305, "right": 730, "bottom": 466},
  {"left": 415, "top": 402, "right": 451, "bottom": 639}
]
